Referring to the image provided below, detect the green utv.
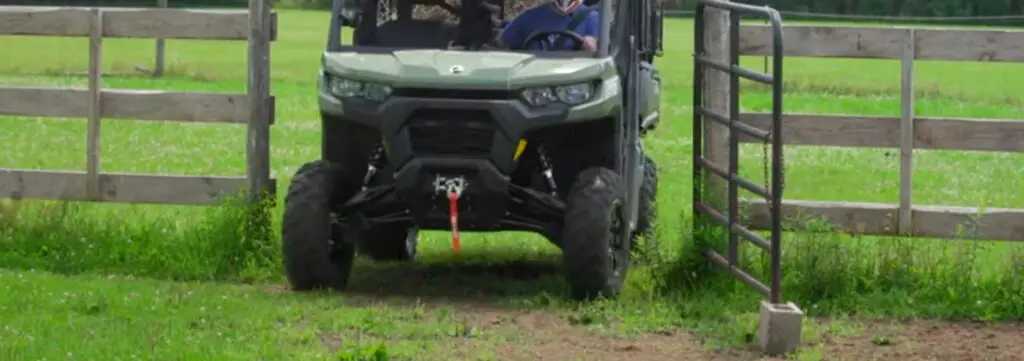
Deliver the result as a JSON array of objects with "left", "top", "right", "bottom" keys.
[{"left": 282, "top": 0, "right": 664, "bottom": 300}]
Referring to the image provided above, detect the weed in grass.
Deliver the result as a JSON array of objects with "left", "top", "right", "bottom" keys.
[
  {"left": 0, "top": 197, "right": 279, "bottom": 282},
  {"left": 710, "top": 217, "right": 1024, "bottom": 321},
  {"left": 637, "top": 204, "right": 1024, "bottom": 331},
  {"left": 336, "top": 343, "right": 390, "bottom": 361}
]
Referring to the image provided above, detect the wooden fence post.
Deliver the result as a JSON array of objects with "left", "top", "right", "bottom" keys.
[
  {"left": 153, "top": 0, "right": 167, "bottom": 77},
  {"left": 898, "top": 28, "right": 915, "bottom": 235},
  {"left": 86, "top": 9, "right": 103, "bottom": 201},
  {"left": 247, "top": 0, "right": 272, "bottom": 204},
  {"left": 703, "top": 8, "right": 731, "bottom": 223}
]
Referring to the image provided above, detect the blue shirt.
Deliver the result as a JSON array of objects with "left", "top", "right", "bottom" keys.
[{"left": 499, "top": 4, "right": 599, "bottom": 50}]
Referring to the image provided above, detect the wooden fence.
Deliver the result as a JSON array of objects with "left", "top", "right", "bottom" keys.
[
  {"left": 0, "top": 5, "right": 278, "bottom": 205},
  {"left": 734, "top": 25, "right": 1024, "bottom": 241}
]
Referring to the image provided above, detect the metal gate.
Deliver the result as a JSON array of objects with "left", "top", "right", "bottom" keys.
[{"left": 692, "top": 0, "right": 786, "bottom": 304}]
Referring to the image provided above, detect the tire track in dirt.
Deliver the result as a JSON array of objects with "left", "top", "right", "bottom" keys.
[{"left": 267, "top": 280, "right": 1024, "bottom": 360}]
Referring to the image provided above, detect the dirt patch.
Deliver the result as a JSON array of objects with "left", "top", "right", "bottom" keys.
[
  {"left": 496, "top": 332, "right": 728, "bottom": 361},
  {"left": 459, "top": 308, "right": 749, "bottom": 361},
  {"left": 447, "top": 306, "right": 1024, "bottom": 361},
  {"left": 270, "top": 259, "right": 1023, "bottom": 360},
  {"left": 272, "top": 279, "right": 1024, "bottom": 360},
  {"left": 817, "top": 320, "right": 1024, "bottom": 361}
]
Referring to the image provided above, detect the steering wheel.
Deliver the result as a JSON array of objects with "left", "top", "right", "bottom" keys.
[{"left": 518, "top": 29, "right": 587, "bottom": 51}]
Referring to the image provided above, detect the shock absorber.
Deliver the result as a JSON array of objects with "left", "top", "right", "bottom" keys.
[
  {"left": 537, "top": 145, "right": 558, "bottom": 196},
  {"left": 361, "top": 143, "right": 384, "bottom": 190}
]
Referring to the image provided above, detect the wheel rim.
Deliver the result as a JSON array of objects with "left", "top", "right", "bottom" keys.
[
  {"left": 327, "top": 218, "right": 347, "bottom": 264},
  {"left": 607, "top": 200, "right": 627, "bottom": 279},
  {"left": 405, "top": 227, "right": 418, "bottom": 258}
]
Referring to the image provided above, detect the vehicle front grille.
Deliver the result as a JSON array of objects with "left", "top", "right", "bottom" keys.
[
  {"left": 407, "top": 109, "right": 495, "bottom": 157},
  {"left": 393, "top": 88, "right": 514, "bottom": 100}
]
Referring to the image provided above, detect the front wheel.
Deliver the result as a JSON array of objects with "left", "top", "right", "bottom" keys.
[
  {"left": 561, "top": 167, "right": 630, "bottom": 300},
  {"left": 281, "top": 160, "right": 355, "bottom": 291}
]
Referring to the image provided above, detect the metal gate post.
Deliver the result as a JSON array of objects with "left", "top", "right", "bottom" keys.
[{"left": 691, "top": 0, "right": 802, "bottom": 355}]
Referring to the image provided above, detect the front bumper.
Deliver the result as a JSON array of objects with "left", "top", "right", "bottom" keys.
[
  {"left": 331, "top": 95, "right": 568, "bottom": 174},
  {"left": 320, "top": 77, "right": 619, "bottom": 231}
]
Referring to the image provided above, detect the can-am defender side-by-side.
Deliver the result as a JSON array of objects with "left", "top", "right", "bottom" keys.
[{"left": 282, "top": 0, "right": 664, "bottom": 300}]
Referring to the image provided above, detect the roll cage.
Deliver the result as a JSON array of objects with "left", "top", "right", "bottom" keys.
[{"left": 325, "top": 0, "right": 663, "bottom": 61}]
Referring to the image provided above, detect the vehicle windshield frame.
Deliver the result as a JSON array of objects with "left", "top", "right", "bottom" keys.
[
  {"left": 325, "top": 0, "right": 619, "bottom": 59},
  {"left": 331, "top": 45, "right": 599, "bottom": 58}
]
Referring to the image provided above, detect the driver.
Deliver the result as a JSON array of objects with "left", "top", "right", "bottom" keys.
[{"left": 497, "top": 0, "right": 599, "bottom": 51}]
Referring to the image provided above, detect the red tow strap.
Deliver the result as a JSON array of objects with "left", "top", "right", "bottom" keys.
[{"left": 447, "top": 191, "right": 461, "bottom": 253}]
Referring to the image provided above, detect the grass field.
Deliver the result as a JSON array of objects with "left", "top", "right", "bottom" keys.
[{"left": 1, "top": 10, "right": 1023, "bottom": 360}]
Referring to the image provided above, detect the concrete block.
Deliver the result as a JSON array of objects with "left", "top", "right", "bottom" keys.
[{"left": 756, "top": 300, "right": 804, "bottom": 355}]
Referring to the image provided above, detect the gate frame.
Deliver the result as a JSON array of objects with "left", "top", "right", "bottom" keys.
[{"left": 692, "top": 0, "right": 803, "bottom": 355}]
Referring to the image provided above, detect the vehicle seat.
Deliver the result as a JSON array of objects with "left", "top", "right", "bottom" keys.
[{"left": 373, "top": 20, "right": 457, "bottom": 48}]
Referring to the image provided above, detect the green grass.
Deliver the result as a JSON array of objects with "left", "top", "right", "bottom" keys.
[
  {"left": 0, "top": 269, "right": 525, "bottom": 360},
  {"left": 1, "top": 10, "right": 1024, "bottom": 359}
]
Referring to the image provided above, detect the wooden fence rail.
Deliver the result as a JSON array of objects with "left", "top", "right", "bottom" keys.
[
  {"left": 0, "top": 5, "right": 278, "bottom": 206},
  {"left": 731, "top": 24, "right": 1024, "bottom": 241}
]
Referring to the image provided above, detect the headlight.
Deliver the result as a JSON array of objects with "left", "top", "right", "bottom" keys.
[
  {"left": 363, "top": 83, "right": 393, "bottom": 102},
  {"left": 520, "top": 82, "right": 595, "bottom": 107},
  {"left": 521, "top": 87, "right": 556, "bottom": 107},
  {"left": 328, "top": 75, "right": 392, "bottom": 102},
  {"left": 555, "top": 83, "right": 594, "bottom": 105},
  {"left": 330, "top": 77, "right": 363, "bottom": 97}
]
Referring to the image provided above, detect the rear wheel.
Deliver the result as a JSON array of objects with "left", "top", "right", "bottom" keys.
[
  {"left": 632, "top": 154, "right": 659, "bottom": 256},
  {"left": 281, "top": 160, "right": 355, "bottom": 291},
  {"left": 561, "top": 167, "right": 630, "bottom": 300},
  {"left": 358, "top": 227, "right": 419, "bottom": 262},
  {"left": 356, "top": 160, "right": 419, "bottom": 262}
]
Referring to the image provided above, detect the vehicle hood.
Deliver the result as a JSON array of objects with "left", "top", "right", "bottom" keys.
[{"left": 322, "top": 49, "right": 614, "bottom": 90}]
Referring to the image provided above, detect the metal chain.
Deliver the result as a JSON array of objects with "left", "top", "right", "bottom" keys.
[
  {"left": 780, "top": 140, "right": 785, "bottom": 194},
  {"left": 762, "top": 139, "right": 769, "bottom": 195},
  {"left": 762, "top": 131, "right": 786, "bottom": 198}
]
